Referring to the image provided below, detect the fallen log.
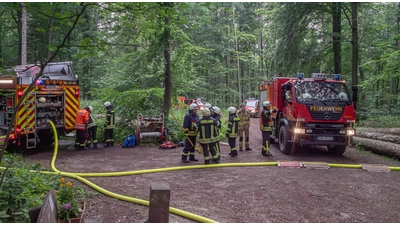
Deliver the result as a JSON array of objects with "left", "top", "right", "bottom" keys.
[
  {"left": 353, "top": 136, "right": 400, "bottom": 160},
  {"left": 356, "top": 131, "right": 400, "bottom": 144},
  {"left": 356, "top": 127, "right": 400, "bottom": 135}
]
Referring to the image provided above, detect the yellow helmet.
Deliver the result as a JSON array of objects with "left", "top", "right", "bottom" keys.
[{"left": 202, "top": 108, "right": 211, "bottom": 116}]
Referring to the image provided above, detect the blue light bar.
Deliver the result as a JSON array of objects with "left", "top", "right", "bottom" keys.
[
  {"left": 297, "top": 73, "right": 304, "bottom": 79},
  {"left": 333, "top": 74, "right": 340, "bottom": 80}
]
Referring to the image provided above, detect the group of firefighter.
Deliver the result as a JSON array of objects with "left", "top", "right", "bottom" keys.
[
  {"left": 181, "top": 100, "right": 276, "bottom": 164},
  {"left": 74, "top": 101, "right": 115, "bottom": 150}
]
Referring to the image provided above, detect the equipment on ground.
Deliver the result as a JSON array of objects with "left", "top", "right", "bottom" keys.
[
  {"left": 259, "top": 73, "right": 357, "bottom": 156},
  {"left": 135, "top": 113, "right": 167, "bottom": 145},
  {"left": 0, "top": 61, "right": 80, "bottom": 150}
]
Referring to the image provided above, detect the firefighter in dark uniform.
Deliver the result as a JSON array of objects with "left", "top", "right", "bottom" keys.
[
  {"left": 211, "top": 106, "right": 222, "bottom": 160},
  {"left": 103, "top": 101, "right": 115, "bottom": 147},
  {"left": 226, "top": 106, "right": 240, "bottom": 157},
  {"left": 238, "top": 103, "right": 252, "bottom": 151},
  {"left": 86, "top": 106, "right": 98, "bottom": 148},
  {"left": 197, "top": 108, "right": 220, "bottom": 164},
  {"left": 181, "top": 103, "right": 200, "bottom": 163},
  {"left": 75, "top": 107, "right": 89, "bottom": 150},
  {"left": 260, "top": 101, "right": 277, "bottom": 156}
]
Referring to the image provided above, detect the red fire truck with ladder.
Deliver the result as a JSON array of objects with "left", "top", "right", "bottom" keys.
[
  {"left": 0, "top": 62, "right": 80, "bottom": 149},
  {"left": 259, "top": 73, "right": 357, "bottom": 155}
]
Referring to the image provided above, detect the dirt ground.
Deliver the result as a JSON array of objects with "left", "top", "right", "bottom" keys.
[{"left": 25, "top": 118, "right": 400, "bottom": 223}]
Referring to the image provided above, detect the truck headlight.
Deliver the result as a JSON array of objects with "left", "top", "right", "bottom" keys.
[
  {"left": 294, "top": 128, "right": 305, "bottom": 134},
  {"left": 347, "top": 129, "right": 355, "bottom": 136}
]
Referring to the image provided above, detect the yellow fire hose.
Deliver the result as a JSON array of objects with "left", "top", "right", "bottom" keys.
[{"left": 1, "top": 120, "right": 400, "bottom": 223}]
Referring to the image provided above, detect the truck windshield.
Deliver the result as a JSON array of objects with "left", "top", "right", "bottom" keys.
[
  {"left": 246, "top": 101, "right": 257, "bottom": 107},
  {"left": 295, "top": 81, "right": 351, "bottom": 102}
]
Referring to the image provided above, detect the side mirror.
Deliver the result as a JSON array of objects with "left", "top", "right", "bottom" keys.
[{"left": 351, "top": 86, "right": 358, "bottom": 103}]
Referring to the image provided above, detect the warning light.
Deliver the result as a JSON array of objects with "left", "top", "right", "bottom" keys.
[
  {"left": 18, "top": 90, "right": 23, "bottom": 97},
  {"left": 75, "top": 89, "right": 80, "bottom": 97}
]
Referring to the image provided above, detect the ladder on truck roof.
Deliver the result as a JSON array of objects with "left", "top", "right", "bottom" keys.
[{"left": 24, "top": 91, "right": 37, "bottom": 149}]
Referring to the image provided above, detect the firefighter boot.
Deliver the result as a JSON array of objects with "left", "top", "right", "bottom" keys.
[
  {"left": 86, "top": 143, "right": 91, "bottom": 148},
  {"left": 213, "top": 159, "right": 220, "bottom": 164},
  {"left": 93, "top": 143, "right": 98, "bottom": 149},
  {"left": 261, "top": 149, "right": 272, "bottom": 157},
  {"left": 189, "top": 155, "right": 199, "bottom": 162},
  {"left": 111, "top": 141, "right": 114, "bottom": 147},
  {"left": 246, "top": 147, "right": 252, "bottom": 151},
  {"left": 181, "top": 156, "right": 189, "bottom": 163},
  {"left": 204, "top": 159, "right": 210, "bottom": 165},
  {"left": 229, "top": 150, "right": 238, "bottom": 157}
]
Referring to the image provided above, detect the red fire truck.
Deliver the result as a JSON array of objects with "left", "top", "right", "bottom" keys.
[
  {"left": 259, "top": 73, "right": 357, "bottom": 155},
  {"left": 0, "top": 62, "right": 80, "bottom": 149}
]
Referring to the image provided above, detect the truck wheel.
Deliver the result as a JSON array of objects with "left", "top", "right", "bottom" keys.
[
  {"left": 279, "top": 125, "right": 292, "bottom": 155},
  {"left": 327, "top": 145, "right": 346, "bottom": 155}
]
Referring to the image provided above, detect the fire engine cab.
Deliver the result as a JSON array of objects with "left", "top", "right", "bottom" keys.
[
  {"left": 0, "top": 62, "right": 80, "bottom": 149},
  {"left": 259, "top": 73, "right": 357, "bottom": 155}
]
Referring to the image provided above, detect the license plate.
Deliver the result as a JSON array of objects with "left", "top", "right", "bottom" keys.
[
  {"left": 317, "top": 136, "right": 333, "bottom": 141},
  {"left": 45, "top": 85, "right": 60, "bottom": 89}
]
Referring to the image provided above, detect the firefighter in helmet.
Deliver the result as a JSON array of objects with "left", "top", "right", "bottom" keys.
[
  {"left": 75, "top": 106, "right": 89, "bottom": 150},
  {"left": 86, "top": 106, "right": 98, "bottom": 148},
  {"left": 238, "top": 103, "right": 252, "bottom": 151},
  {"left": 211, "top": 106, "right": 222, "bottom": 160},
  {"left": 226, "top": 106, "right": 240, "bottom": 157},
  {"left": 204, "top": 103, "right": 212, "bottom": 111},
  {"left": 197, "top": 108, "right": 220, "bottom": 164},
  {"left": 181, "top": 103, "right": 200, "bottom": 163},
  {"left": 260, "top": 101, "right": 277, "bottom": 156},
  {"left": 103, "top": 101, "right": 115, "bottom": 147}
]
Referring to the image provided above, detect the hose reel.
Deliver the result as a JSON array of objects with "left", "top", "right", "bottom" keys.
[{"left": 135, "top": 113, "right": 167, "bottom": 145}]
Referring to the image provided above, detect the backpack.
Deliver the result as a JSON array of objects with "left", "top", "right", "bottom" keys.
[{"left": 122, "top": 135, "right": 136, "bottom": 148}]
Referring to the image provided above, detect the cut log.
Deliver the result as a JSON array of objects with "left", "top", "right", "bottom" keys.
[
  {"left": 356, "top": 131, "right": 400, "bottom": 144},
  {"left": 356, "top": 127, "right": 400, "bottom": 135},
  {"left": 353, "top": 136, "right": 400, "bottom": 160}
]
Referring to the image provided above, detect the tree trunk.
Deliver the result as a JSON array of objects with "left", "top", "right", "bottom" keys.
[
  {"left": 351, "top": 3, "right": 359, "bottom": 111},
  {"left": 232, "top": 5, "right": 241, "bottom": 106},
  {"left": 353, "top": 137, "right": 400, "bottom": 160},
  {"left": 226, "top": 26, "right": 230, "bottom": 106},
  {"left": 332, "top": 2, "right": 341, "bottom": 75},
  {"left": 356, "top": 131, "right": 400, "bottom": 144},
  {"left": 162, "top": 2, "right": 172, "bottom": 118},
  {"left": 356, "top": 127, "right": 400, "bottom": 136}
]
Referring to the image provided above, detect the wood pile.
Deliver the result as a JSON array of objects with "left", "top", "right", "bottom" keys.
[{"left": 353, "top": 128, "right": 400, "bottom": 160}]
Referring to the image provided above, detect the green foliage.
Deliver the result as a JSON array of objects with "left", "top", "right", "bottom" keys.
[{"left": 0, "top": 153, "right": 59, "bottom": 223}]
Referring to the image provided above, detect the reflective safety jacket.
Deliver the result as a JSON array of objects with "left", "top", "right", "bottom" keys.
[
  {"left": 238, "top": 109, "right": 250, "bottom": 127},
  {"left": 226, "top": 113, "right": 240, "bottom": 138},
  {"left": 211, "top": 113, "right": 222, "bottom": 134},
  {"left": 105, "top": 106, "right": 115, "bottom": 129},
  {"left": 260, "top": 108, "right": 277, "bottom": 132},
  {"left": 183, "top": 110, "right": 199, "bottom": 137},
  {"left": 75, "top": 108, "right": 89, "bottom": 130},
  {"left": 87, "top": 113, "right": 97, "bottom": 128},
  {"left": 197, "top": 116, "right": 220, "bottom": 144}
]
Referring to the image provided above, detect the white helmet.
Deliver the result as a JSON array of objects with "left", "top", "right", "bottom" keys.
[
  {"left": 189, "top": 103, "right": 198, "bottom": 110},
  {"left": 202, "top": 108, "right": 211, "bottom": 116},
  {"left": 104, "top": 101, "right": 111, "bottom": 107},
  {"left": 227, "top": 106, "right": 236, "bottom": 114},
  {"left": 262, "top": 101, "right": 271, "bottom": 107},
  {"left": 204, "top": 103, "right": 212, "bottom": 109},
  {"left": 88, "top": 106, "right": 93, "bottom": 112},
  {"left": 338, "top": 92, "right": 348, "bottom": 100},
  {"left": 212, "top": 106, "right": 220, "bottom": 114},
  {"left": 38, "top": 97, "right": 46, "bottom": 103}
]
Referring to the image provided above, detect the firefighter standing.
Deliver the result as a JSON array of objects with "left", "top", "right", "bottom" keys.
[
  {"left": 226, "top": 106, "right": 240, "bottom": 157},
  {"left": 86, "top": 106, "right": 98, "bottom": 148},
  {"left": 238, "top": 103, "right": 252, "bottom": 151},
  {"left": 103, "top": 101, "right": 115, "bottom": 147},
  {"left": 197, "top": 108, "right": 220, "bottom": 164},
  {"left": 260, "top": 101, "right": 277, "bottom": 156},
  {"left": 181, "top": 103, "right": 200, "bottom": 163},
  {"left": 75, "top": 107, "right": 89, "bottom": 150},
  {"left": 211, "top": 106, "right": 222, "bottom": 160}
]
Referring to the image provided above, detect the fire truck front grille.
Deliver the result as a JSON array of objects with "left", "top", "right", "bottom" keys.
[{"left": 309, "top": 112, "right": 343, "bottom": 121}]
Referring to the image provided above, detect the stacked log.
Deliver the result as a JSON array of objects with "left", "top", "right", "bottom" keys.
[{"left": 353, "top": 128, "right": 400, "bottom": 160}]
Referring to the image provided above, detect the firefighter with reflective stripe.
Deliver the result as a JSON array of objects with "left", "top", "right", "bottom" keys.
[
  {"left": 260, "top": 101, "right": 277, "bottom": 156},
  {"left": 181, "top": 103, "right": 200, "bottom": 163},
  {"left": 197, "top": 108, "right": 220, "bottom": 164},
  {"left": 238, "top": 103, "right": 252, "bottom": 151},
  {"left": 75, "top": 107, "right": 89, "bottom": 150},
  {"left": 86, "top": 106, "right": 98, "bottom": 148},
  {"left": 211, "top": 106, "right": 222, "bottom": 160},
  {"left": 103, "top": 101, "right": 115, "bottom": 147},
  {"left": 226, "top": 106, "right": 240, "bottom": 157}
]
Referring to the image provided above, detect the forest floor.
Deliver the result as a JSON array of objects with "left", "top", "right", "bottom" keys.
[{"left": 25, "top": 118, "right": 400, "bottom": 223}]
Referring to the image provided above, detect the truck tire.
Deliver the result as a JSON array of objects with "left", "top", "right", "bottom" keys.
[
  {"left": 279, "top": 125, "right": 292, "bottom": 155},
  {"left": 327, "top": 145, "right": 346, "bottom": 155}
]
